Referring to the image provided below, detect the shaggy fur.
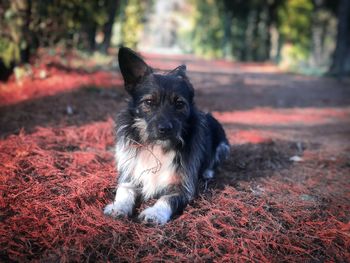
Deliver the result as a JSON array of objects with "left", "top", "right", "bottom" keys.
[{"left": 104, "top": 47, "right": 229, "bottom": 224}]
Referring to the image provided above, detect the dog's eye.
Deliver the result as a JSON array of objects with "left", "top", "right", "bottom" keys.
[
  {"left": 175, "top": 100, "right": 185, "bottom": 109},
  {"left": 143, "top": 99, "right": 155, "bottom": 107}
]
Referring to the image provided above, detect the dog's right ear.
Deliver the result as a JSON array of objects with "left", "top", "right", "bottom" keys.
[{"left": 118, "top": 47, "right": 152, "bottom": 92}]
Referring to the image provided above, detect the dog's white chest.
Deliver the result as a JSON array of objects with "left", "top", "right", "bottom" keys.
[{"left": 120, "top": 145, "right": 178, "bottom": 198}]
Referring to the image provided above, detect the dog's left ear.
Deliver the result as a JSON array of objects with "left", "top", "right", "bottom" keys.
[
  {"left": 169, "top": 64, "right": 194, "bottom": 100},
  {"left": 118, "top": 47, "right": 153, "bottom": 92},
  {"left": 169, "top": 64, "right": 187, "bottom": 79}
]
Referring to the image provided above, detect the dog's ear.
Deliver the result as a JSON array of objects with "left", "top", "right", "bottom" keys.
[
  {"left": 118, "top": 47, "right": 152, "bottom": 92},
  {"left": 169, "top": 64, "right": 194, "bottom": 100},
  {"left": 169, "top": 64, "right": 187, "bottom": 79}
]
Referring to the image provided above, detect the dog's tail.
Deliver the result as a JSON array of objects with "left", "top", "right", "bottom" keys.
[
  {"left": 201, "top": 113, "right": 230, "bottom": 181},
  {"left": 206, "top": 113, "right": 230, "bottom": 162}
]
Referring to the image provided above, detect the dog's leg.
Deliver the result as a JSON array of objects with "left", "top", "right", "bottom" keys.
[
  {"left": 104, "top": 182, "right": 137, "bottom": 218},
  {"left": 139, "top": 193, "right": 188, "bottom": 225}
]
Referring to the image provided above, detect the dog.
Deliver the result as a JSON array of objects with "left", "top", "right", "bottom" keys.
[{"left": 104, "top": 47, "right": 230, "bottom": 225}]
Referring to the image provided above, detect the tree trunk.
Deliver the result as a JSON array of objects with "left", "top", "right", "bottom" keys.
[
  {"left": 252, "top": 7, "right": 261, "bottom": 61},
  {"left": 0, "top": 60, "right": 15, "bottom": 82},
  {"left": 266, "top": 1, "right": 278, "bottom": 61},
  {"left": 20, "top": 0, "right": 32, "bottom": 63},
  {"left": 101, "top": 0, "right": 119, "bottom": 54},
  {"left": 10, "top": 0, "right": 32, "bottom": 64},
  {"left": 329, "top": 0, "right": 350, "bottom": 76},
  {"left": 222, "top": 11, "right": 232, "bottom": 58},
  {"left": 311, "top": 0, "right": 324, "bottom": 67},
  {"left": 87, "top": 22, "right": 97, "bottom": 52},
  {"left": 245, "top": 10, "right": 256, "bottom": 61}
]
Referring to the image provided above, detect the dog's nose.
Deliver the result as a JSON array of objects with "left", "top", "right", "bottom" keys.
[{"left": 158, "top": 122, "right": 173, "bottom": 134}]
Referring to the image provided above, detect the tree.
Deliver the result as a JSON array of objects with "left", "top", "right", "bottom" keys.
[
  {"left": 120, "top": 0, "right": 147, "bottom": 49},
  {"left": 329, "top": 0, "right": 350, "bottom": 76},
  {"left": 0, "top": 0, "right": 123, "bottom": 80},
  {"left": 101, "top": 0, "right": 119, "bottom": 53},
  {"left": 0, "top": 0, "right": 32, "bottom": 80}
]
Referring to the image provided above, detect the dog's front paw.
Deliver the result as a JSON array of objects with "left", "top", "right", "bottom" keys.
[
  {"left": 139, "top": 202, "right": 172, "bottom": 225},
  {"left": 104, "top": 202, "right": 131, "bottom": 218}
]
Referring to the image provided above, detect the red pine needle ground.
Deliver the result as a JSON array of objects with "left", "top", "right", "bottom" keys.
[{"left": 0, "top": 53, "right": 349, "bottom": 262}]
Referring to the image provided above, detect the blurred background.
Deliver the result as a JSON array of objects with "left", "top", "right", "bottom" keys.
[{"left": 0, "top": 0, "right": 349, "bottom": 81}]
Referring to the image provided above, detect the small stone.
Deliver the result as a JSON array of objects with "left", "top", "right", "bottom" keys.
[
  {"left": 289, "top": 155, "right": 303, "bottom": 162},
  {"left": 66, "top": 105, "right": 74, "bottom": 115}
]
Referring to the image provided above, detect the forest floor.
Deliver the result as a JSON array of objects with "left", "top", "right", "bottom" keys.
[{"left": 0, "top": 51, "right": 350, "bottom": 262}]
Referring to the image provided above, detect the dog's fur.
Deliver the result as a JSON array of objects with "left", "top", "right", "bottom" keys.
[{"left": 104, "top": 47, "right": 230, "bottom": 224}]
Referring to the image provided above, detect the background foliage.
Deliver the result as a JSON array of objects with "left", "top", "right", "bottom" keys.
[{"left": 0, "top": 0, "right": 349, "bottom": 80}]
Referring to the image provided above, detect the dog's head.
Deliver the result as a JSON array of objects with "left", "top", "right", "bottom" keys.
[{"left": 118, "top": 47, "right": 195, "bottom": 146}]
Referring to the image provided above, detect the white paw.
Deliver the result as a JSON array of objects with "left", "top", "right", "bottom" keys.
[
  {"left": 139, "top": 201, "right": 172, "bottom": 225},
  {"left": 104, "top": 202, "right": 132, "bottom": 218}
]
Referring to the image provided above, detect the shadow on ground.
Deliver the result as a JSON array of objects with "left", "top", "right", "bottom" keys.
[
  {"left": 0, "top": 86, "right": 125, "bottom": 138},
  {"left": 190, "top": 72, "right": 350, "bottom": 112},
  {"left": 198, "top": 140, "right": 304, "bottom": 192}
]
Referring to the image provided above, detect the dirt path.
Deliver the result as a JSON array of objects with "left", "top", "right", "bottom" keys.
[{"left": 0, "top": 54, "right": 349, "bottom": 262}]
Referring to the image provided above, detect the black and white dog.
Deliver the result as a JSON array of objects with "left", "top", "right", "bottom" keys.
[{"left": 104, "top": 47, "right": 229, "bottom": 224}]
